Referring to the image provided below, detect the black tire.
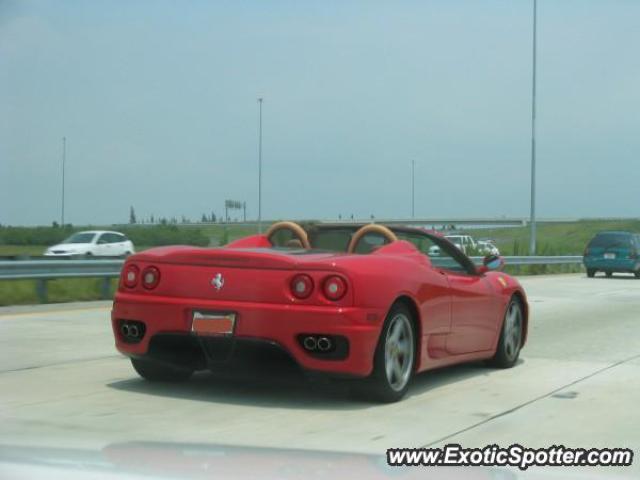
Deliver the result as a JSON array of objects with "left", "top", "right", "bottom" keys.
[
  {"left": 635, "top": 271, "right": 640, "bottom": 279},
  {"left": 355, "top": 303, "right": 416, "bottom": 403},
  {"left": 606, "top": 271, "right": 613, "bottom": 278},
  {"left": 487, "top": 297, "right": 523, "bottom": 369},
  {"left": 131, "top": 358, "right": 193, "bottom": 382},
  {"left": 587, "top": 269, "right": 596, "bottom": 278}
]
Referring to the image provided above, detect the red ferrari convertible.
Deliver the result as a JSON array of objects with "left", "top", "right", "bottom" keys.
[{"left": 111, "top": 222, "right": 528, "bottom": 402}]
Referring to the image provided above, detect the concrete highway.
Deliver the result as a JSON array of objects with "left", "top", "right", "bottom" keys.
[{"left": 0, "top": 273, "right": 638, "bottom": 478}]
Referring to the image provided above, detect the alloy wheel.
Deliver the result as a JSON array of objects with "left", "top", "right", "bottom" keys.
[{"left": 384, "top": 313, "right": 414, "bottom": 391}]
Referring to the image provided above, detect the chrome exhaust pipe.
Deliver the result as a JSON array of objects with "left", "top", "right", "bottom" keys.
[
  {"left": 317, "top": 337, "right": 332, "bottom": 351},
  {"left": 128, "top": 324, "right": 139, "bottom": 338},
  {"left": 121, "top": 324, "right": 130, "bottom": 337},
  {"left": 303, "top": 336, "right": 317, "bottom": 351}
]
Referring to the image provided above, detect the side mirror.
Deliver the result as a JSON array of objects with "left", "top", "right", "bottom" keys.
[{"left": 477, "top": 255, "right": 504, "bottom": 274}]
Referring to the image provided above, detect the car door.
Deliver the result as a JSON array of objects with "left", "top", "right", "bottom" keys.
[
  {"left": 466, "top": 236, "right": 477, "bottom": 254},
  {"left": 429, "top": 239, "right": 500, "bottom": 355},
  {"left": 462, "top": 237, "right": 470, "bottom": 254},
  {"left": 106, "top": 233, "right": 122, "bottom": 256},
  {"left": 112, "top": 233, "right": 127, "bottom": 256},
  {"left": 95, "top": 233, "right": 112, "bottom": 256},
  {"left": 394, "top": 232, "right": 453, "bottom": 363}
]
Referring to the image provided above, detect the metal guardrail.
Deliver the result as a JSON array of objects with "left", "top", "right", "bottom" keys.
[
  {"left": 0, "top": 260, "right": 124, "bottom": 302},
  {"left": 0, "top": 256, "right": 584, "bottom": 303},
  {"left": 471, "top": 255, "right": 583, "bottom": 266}
]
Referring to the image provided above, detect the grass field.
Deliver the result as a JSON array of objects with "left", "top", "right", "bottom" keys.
[
  {"left": 468, "top": 219, "right": 640, "bottom": 255},
  {"left": 4, "top": 218, "right": 637, "bottom": 256},
  {"left": 2, "top": 219, "right": 638, "bottom": 305},
  {"left": 0, "top": 278, "right": 120, "bottom": 306},
  {"left": 0, "top": 223, "right": 259, "bottom": 257},
  {"left": 0, "top": 245, "right": 49, "bottom": 256},
  {"left": 0, "top": 225, "right": 257, "bottom": 305},
  {"left": 0, "top": 245, "right": 156, "bottom": 257}
]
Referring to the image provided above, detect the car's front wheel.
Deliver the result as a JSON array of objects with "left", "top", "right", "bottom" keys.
[
  {"left": 357, "top": 303, "right": 416, "bottom": 403},
  {"left": 487, "top": 297, "right": 523, "bottom": 368},
  {"left": 587, "top": 268, "right": 596, "bottom": 278},
  {"left": 131, "top": 358, "right": 193, "bottom": 382}
]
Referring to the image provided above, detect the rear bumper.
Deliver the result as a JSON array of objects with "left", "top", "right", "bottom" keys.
[
  {"left": 111, "top": 292, "right": 384, "bottom": 377},
  {"left": 583, "top": 257, "right": 639, "bottom": 272}
]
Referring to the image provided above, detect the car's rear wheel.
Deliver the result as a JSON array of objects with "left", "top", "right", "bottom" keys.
[
  {"left": 131, "top": 358, "right": 193, "bottom": 382},
  {"left": 487, "top": 297, "right": 523, "bottom": 369},
  {"left": 606, "top": 271, "right": 613, "bottom": 278},
  {"left": 587, "top": 269, "right": 596, "bottom": 278},
  {"left": 356, "top": 303, "right": 416, "bottom": 403},
  {"left": 635, "top": 270, "right": 640, "bottom": 279}
]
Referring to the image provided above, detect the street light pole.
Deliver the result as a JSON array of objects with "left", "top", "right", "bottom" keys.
[
  {"left": 411, "top": 160, "right": 415, "bottom": 219},
  {"left": 529, "top": 0, "right": 538, "bottom": 255},
  {"left": 61, "top": 136, "right": 66, "bottom": 226},
  {"left": 257, "top": 98, "right": 263, "bottom": 233}
]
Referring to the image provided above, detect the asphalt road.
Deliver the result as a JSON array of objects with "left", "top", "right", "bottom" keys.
[{"left": 0, "top": 273, "right": 638, "bottom": 478}]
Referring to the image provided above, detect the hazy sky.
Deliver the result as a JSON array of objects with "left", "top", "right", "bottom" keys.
[{"left": 1, "top": 0, "right": 639, "bottom": 226}]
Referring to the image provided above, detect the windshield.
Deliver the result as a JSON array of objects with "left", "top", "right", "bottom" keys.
[
  {"left": 61, "top": 232, "right": 96, "bottom": 244},
  {"left": 588, "top": 233, "right": 632, "bottom": 248},
  {"left": 307, "top": 228, "right": 353, "bottom": 252},
  {"left": 307, "top": 226, "right": 451, "bottom": 254}
]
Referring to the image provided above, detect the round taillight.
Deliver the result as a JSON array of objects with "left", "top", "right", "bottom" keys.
[
  {"left": 123, "top": 265, "right": 139, "bottom": 288},
  {"left": 142, "top": 266, "right": 160, "bottom": 289},
  {"left": 323, "top": 275, "right": 347, "bottom": 301},
  {"left": 290, "top": 274, "right": 314, "bottom": 299}
]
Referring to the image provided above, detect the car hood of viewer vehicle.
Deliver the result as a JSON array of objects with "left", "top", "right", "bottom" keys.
[{"left": 0, "top": 441, "right": 627, "bottom": 480}]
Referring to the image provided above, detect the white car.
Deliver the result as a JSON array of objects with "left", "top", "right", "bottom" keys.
[
  {"left": 444, "top": 234, "right": 477, "bottom": 254},
  {"left": 44, "top": 231, "right": 135, "bottom": 257},
  {"left": 477, "top": 240, "right": 500, "bottom": 256}
]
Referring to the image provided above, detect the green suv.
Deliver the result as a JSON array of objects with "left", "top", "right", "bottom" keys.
[{"left": 583, "top": 231, "right": 640, "bottom": 278}]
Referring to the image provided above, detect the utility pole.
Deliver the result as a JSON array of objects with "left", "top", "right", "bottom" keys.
[
  {"left": 257, "top": 97, "right": 263, "bottom": 233},
  {"left": 61, "top": 137, "right": 66, "bottom": 226},
  {"left": 529, "top": 0, "right": 538, "bottom": 255},
  {"left": 411, "top": 160, "right": 415, "bottom": 219}
]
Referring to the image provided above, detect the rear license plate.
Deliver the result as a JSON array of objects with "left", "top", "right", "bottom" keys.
[
  {"left": 604, "top": 253, "right": 616, "bottom": 259},
  {"left": 191, "top": 311, "right": 236, "bottom": 336}
]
